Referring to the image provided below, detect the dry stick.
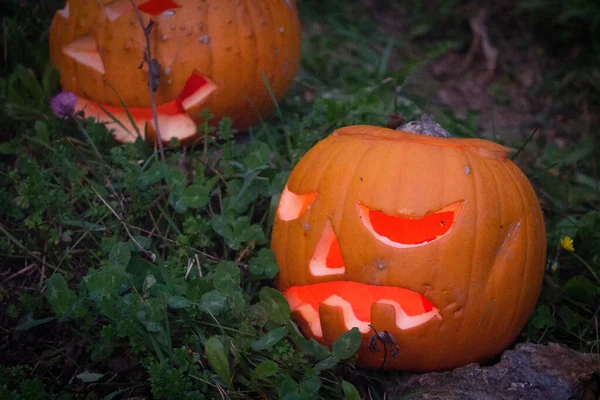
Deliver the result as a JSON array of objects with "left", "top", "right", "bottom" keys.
[
  {"left": 91, "top": 187, "right": 157, "bottom": 262},
  {"left": 129, "top": 0, "right": 165, "bottom": 161}
]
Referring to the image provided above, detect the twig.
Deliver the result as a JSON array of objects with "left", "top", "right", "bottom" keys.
[
  {"left": 129, "top": 0, "right": 165, "bottom": 161},
  {"left": 91, "top": 187, "right": 157, "bottom": 262},
  {"left": 0, "top": 223, "right": 67, "bottom": 275},
  {"left": 39, "top": 240, "right": 47, "bottom": 289},
  {"left": 3, "top": 263, "right": 36, "bottom": 283}
]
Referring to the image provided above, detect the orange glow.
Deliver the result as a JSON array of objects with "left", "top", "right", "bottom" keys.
[
  {"left": 137, "top": 0, "right": 181, "bottom": 15},
  {"left": 369, "top": 209, "right": 455, "bottom": 245},
  {"left": 285, "top": 281, "right": 435, "bottom": 321},
  {"left": 326, "top": 236, "right": 344, "bottom": 269}
]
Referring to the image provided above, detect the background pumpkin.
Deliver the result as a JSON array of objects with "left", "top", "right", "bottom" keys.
[
  {"left": 271, "top": 125, "right": 547, "bottom": 371},
  {"left": 48, "top": 0, "right": 302, "bottom": 143}
]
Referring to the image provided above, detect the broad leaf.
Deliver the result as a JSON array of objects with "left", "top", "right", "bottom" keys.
[{"left": 204, "top": 336, "right": 231, "bottom": 383}]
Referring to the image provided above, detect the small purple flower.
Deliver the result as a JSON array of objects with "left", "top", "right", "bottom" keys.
[{"left": 50, "top": 91, "right": 77, "bottom": 119}]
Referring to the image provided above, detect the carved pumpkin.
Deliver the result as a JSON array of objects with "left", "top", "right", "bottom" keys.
[
  {"left": 271, "top": 125, "right": 547, "bottom": 371},
  {"left": 49, "top": 0, "right": 301, "bottom": 143}
]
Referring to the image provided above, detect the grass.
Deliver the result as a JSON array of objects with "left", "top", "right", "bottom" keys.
[{"left": 1, "top": 0, "right": 599, "bottom": 398}]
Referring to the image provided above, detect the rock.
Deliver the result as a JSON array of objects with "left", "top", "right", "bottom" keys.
[{"left": 387, "top": 343, "right": 600, "bottom": 400}]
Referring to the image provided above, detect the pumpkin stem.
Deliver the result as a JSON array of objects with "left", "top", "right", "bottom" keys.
[{"left": 396, "top": 114, "right": 452, "bottom": 138}]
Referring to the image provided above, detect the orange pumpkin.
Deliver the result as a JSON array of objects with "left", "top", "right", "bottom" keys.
[
  {"left": 49, "top": 0, "right": 301, "bottom": 143},
  {"left": 271, "top": 125, "right": 547, "bottom": 371}
]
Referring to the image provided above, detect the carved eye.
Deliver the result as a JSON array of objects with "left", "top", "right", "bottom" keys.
[
  {"left": 358, "top": 201, "right": 463, "bottom": 248},
  {"left": 276, "top": 185, "right": 317, "bottom": 221}
]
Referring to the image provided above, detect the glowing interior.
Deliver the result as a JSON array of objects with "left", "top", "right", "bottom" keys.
[
  {"left": 75, "top": 73, "right": 217, "bottom": 142},
  {"left": 276, "top": 185, "right": 317, "bottom": 221},
  {"left": 310, "top": 220, "right": 345, "bottom": 276},
  {"left": 285, "top": 282, "right": 440, "bottom": 338},
  {"left": 358, "top": 201, "right": 463, "bottom": 248},
  {"left": 62, "top": 34, "right": 105, "bottom": 74},
  {"left": 137, "top": 0, "right": 181, "bottom": 15}
]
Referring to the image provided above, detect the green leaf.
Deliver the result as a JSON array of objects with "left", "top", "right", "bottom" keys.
[
  {"left": 313, "top": 356, "right": 340, "bottom": 371},
  {"left": 91, "top": 338, "right": 115, "bottom": 362},
  {"left": 332, "top": 328, "right": 361, "bottom": 360},
  {"left": 558, "top": 305, "right": 580, "bottom": 331},
  {"left": 251, "top": 326, "right": 288, "bottom": 351},
  {"left": 302, "top": 338, "right": 330, "bottom": 361},
  {"left": 204, "top": 336, "right": 231, "bottom": 383},
  {"left": 258, "top": 287, "right": 290, "bottom": 325},
  {"left": 210, "top": 214, "right": 267, "bottom": 250},
  {"left": 42, "top": 65, "right": 60, "bottom": 97},
  {"left": 136, "top": 310, "right": 162, "bottom": 332},
  {"left": 0, "top": 138, "right": 25, "bottom": 154},
  {"left": 341, "top": 380, "right": 361, "bottom": 400},
  {"left": 251, "top": 360, "right": 279, "bottom": 380},
  {"left": 532, "top": 305, "right": 556, "bottom": 329},
  {"left": 108, "top": 242, "right": 131, "bottom": 269},
  {"left": 278, "top": 375, "right": 298, "bottom": 399},
  {"left": 129, "top": 235, "right": 152, "bottom": 251},
  {"left": 136, "top": 161, "right": 168, "bottom": 188},
  {"left": 168, "top": 184, "right": 188, "bottom": 213},
  {"left": 15, "top": 65, "right": 44, "bottom": 104},
  {"left": 564, "top": 276, "right": 599, "bottom": 303},
  {"left": 165, "top": 168, "right": 186, "bottom": 187},
  {"left": 34, "top": 120, "right": 48, "bottom": 139},
  {"left": 248, "top": 248, "right": 279, "bottom": 279},
  {"left": 229, "top": 290, "right": 246, "bottom": 314},
  {"left": 299, "top": 376, "right": 321, "bottom": 397},
  {"left": 14, "top": 315, "right": 55, "bottom": 331},
  {"left": 167, "top": 295, "right": 192, "bottom": 309},
  {"left": 213, "top": 262, "right": 241, "bottom": 296},
  {"left": 142, "top": 275, "right": 157, "bottom": 292},
  {"left": 200, "top": 290, "right": 228, "bottom": 316},
  {"left": 182, "top": 183, "right": 210, "bottom": 209},
  {"left": 46, "top": 274, "right": 77, "bottom": 315},
  {"left": 76, "top": 371, "right": 106, "bottom": 383}
]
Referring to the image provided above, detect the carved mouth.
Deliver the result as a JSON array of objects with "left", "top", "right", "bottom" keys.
[
  {"left": 284, "top": 281, "right": 440, "bottom": 338},
  {"left": 75, "top": 72, "right": 217, "bottom": 143}
]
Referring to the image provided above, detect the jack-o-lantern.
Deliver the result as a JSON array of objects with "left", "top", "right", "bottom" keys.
[
  {"left": 271, "top": 125, "right": 547, "bottom": 371},
  {"left": 49, "top": 0, "right": 301, "bottom": 143}
]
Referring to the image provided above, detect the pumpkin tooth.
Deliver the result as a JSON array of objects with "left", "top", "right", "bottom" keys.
[
  {"left": 370, "top": 302, "right": 397, "bottom": 332},
  {"left": 293, "top": 304, "right": 322, "bottom": 338},
  {"left": 321, "top": 295, "right": 371, "bottom": 334},
  {"left": 375, "top": 300, "right": 441, "bottom": 329},
  {"left": 318, "top": 296, "right": 362, "bottom": 345}
]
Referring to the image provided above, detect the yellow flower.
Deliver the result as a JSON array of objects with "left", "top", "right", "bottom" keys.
[{"left": 559, "top": 236, "right": 574, "bottom": 252}]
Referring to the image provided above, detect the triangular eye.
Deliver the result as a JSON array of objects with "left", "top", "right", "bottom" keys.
[
  {"left": 276, "top": 185, "right": 317, "bottom": 221},
  {"left": 57, "top": 4, "right": 69, "bottom": 19},
  {"left": 63, "top": 34, "right": 105, "bottom": 74},
  {"left": 358, "top": 201, "right": 463, "bottom": 248},
  {"left": 309, "top": 219, "right": 345, "bottom": 276}
]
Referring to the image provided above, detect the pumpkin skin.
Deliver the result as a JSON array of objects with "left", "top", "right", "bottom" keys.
[
  {"left": 271, "top": 125, "right": 547, "bottom": 371},
  {"left": 48, "top": 0, "right": 301, "bottom": 143}
]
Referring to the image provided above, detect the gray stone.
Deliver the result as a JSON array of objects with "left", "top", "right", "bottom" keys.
[{"left": 387, "top": 343, "right": 600, "bottom": 400}]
